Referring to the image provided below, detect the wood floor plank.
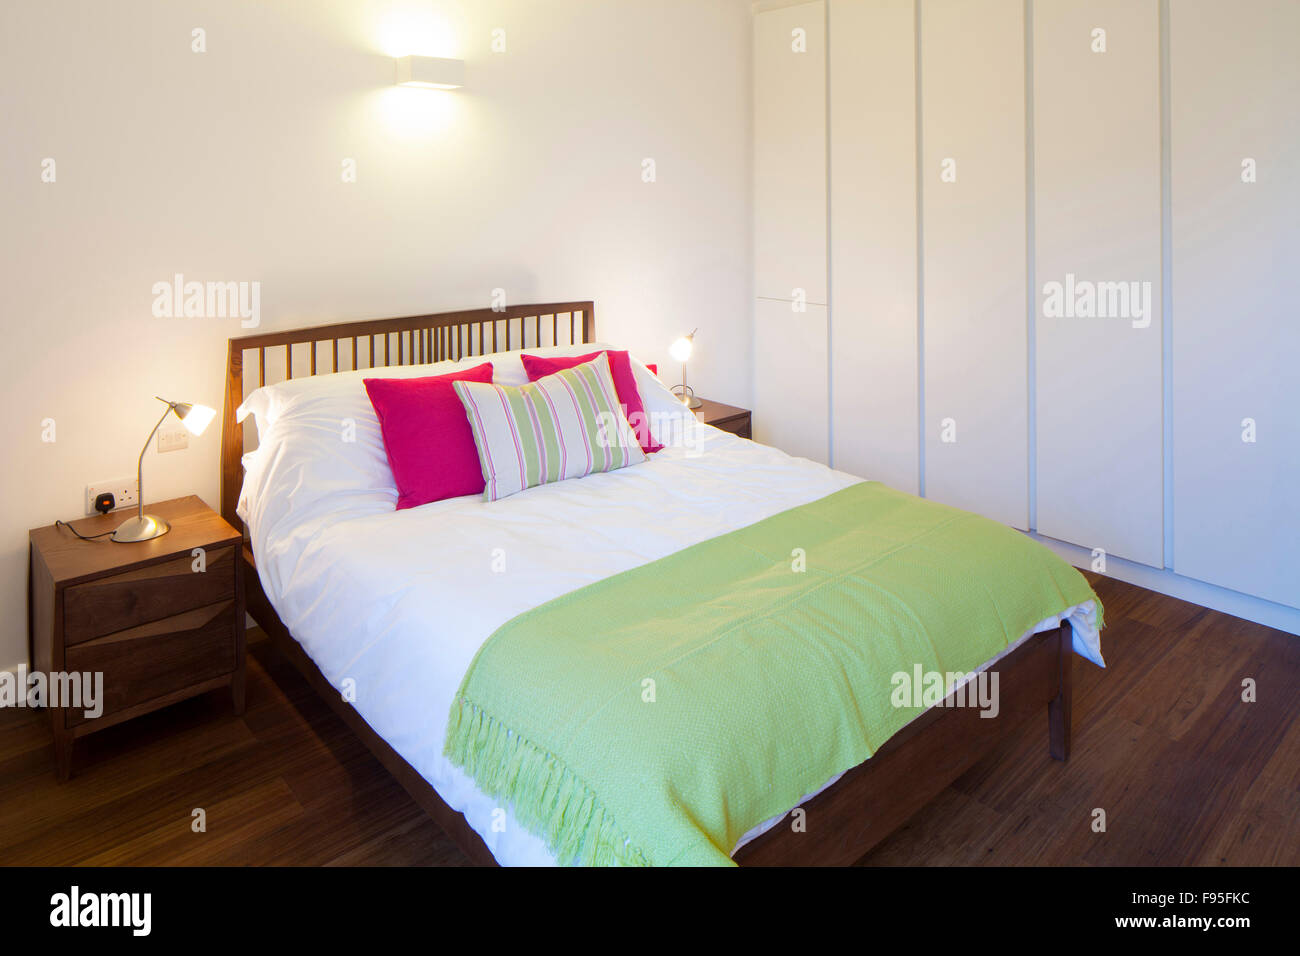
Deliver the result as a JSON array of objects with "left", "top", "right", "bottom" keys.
[
  {"left": 1078, "top": 617, "right": 1300, "bottom": 866},
  {"left": 853, "top": 784, "right": 1008, "bottom": 866},
  {"left": 77, "top": 778, "right": 305, "bottom": 867},
  {"left": 1235, "top": 708, "right": 1300, "bottom": 816}
]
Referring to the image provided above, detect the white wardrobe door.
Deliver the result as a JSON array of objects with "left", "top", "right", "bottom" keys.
[
  {"left": 1033, "top": 0, "right": 1163, "bottom": 567},
  {"left": 828, "top": 0, "right": 918, "bottom": 491},
  {"left": 1171, "top": 0, "right": 1300, "bottom": 608},
  {"left": 753, "top": 298, "right": 829, "bottom": 463},
  {"left": 753, "top": 0, "right": 827, "bottom": 306},
  {"left": 920, "top": 0, "right": 1028, "bottom": 529}
]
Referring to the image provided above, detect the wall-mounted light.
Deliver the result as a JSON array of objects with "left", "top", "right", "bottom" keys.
[{"left": 394, "top": 55, "right": 465, "bottom": 90}]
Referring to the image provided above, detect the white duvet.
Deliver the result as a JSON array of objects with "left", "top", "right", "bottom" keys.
[{"left": 238, "top": 347, "right": 1102, "bottom": 865}]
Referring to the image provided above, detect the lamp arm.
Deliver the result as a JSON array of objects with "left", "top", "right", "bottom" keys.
[{"left": 135, "top": 400, "right": 175, "bottom": 520}]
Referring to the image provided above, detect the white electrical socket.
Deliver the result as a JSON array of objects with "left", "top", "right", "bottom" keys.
[
  {"left": 158, "top": 425, "right": 189, "bottom": 453},
  {"left": 87, "top": 478, "right": 138, "bottom": 515}
]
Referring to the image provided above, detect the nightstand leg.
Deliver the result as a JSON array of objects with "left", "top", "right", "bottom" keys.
[
  {"left": 53, "top": 730, "right": 73, "bottom": 782},
  {"left": 231, "top": 672, "right": 246, "bottom": 716}
]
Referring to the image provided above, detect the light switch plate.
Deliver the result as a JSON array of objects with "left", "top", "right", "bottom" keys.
[{"left": 158, "top": 425, "right": 189, "bottom": 453}]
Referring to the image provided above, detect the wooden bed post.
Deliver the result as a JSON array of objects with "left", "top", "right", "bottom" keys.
[
  {"left": 1048, "top": 620, "right": 1073, "bottom": 761},
  {"left": 220, "top": 339, "right": 244, "bottom": 535}
]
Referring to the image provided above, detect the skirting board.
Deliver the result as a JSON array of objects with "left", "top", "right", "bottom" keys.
[{"left": 1030, "top": 532, "right": 1300, "bottom": 637}]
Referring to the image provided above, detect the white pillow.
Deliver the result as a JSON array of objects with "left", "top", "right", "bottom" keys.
[{"left": 237, "top": 356, "right": 465, "bottom": 435}]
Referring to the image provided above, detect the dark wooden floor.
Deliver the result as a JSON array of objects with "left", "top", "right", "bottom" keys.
[{"left": 1, "top": 572, "right": 1296, "bottom": 865}]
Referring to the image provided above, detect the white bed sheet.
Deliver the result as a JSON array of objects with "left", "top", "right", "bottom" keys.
[{"left": 241, "top": 419, "right": 1102, "bottom": 865}]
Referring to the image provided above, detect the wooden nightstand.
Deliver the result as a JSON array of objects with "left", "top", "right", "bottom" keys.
[
  {"left": 28, "top": 496, "right": 245, "bottom": 780},
  {"left": 693, "top": 398, "right": 752, "bottom": 439}
]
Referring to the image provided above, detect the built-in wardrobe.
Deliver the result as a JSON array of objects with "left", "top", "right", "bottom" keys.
[{"left": 752, "top": 0, "right": 1299, "bottom": 617}]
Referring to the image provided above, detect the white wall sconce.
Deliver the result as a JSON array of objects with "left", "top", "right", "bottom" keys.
[{"left": 394, "top": 55, "right": 465, "bottom": 90}]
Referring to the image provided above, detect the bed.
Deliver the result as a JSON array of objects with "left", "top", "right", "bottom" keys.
[{"left": 220, "top": 301, "right": 1102, "bottom": 866}]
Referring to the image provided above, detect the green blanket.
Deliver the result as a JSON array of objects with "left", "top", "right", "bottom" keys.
[{"left": 444, "top": 481, "right": 1101, "bottom": 866}]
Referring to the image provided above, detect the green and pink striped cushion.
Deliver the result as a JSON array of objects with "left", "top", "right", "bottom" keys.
[{"left": 453, "top": 352, "right": 647, "bottom": 501}]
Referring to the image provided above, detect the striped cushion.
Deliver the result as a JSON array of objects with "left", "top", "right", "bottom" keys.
[{"left": 453, "top": 352, "right": 647, "bottom": 501}]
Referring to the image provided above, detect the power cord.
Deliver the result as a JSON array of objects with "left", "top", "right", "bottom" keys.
[
  {"left": 56, "top": 491, "right": 121, "bottom": 540},
  {"left": 55, "top": 520, "right": 115, "bottom": 541}
]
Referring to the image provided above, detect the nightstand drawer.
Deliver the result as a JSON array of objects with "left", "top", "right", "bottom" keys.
[
  {"left": 693, "top": 398, "right": 752, "bottom": 440},
  {"left": 64, "top": 600, "right": 237, "bottom": 726},
  {"left": 712, "top": 415, "right": 752, "bottom": 439},
  {"left": 63, "top": 545, "right": 235, "bottom": 647}
]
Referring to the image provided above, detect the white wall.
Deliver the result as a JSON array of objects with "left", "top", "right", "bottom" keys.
[{"left": 0, "top": 0, "right": 754, "bottom": 670}]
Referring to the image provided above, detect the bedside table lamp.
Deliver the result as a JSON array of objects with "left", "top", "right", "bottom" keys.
[
  {"left": 670, "top": 330, "right": 702, "bottom": 409},
  {"left": 112, "top": 397, "right": 216, "bottom": 543}
]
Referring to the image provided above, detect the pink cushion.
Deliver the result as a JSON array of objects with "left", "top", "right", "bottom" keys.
[
  {"left": 520, "top": 350, "right": 663, "bottom": 454},
  {"left": 363, "top": 362, "right": 495, "bottom": 510}
]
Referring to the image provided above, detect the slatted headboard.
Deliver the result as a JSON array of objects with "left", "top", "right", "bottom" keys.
[{"left": 220, "top": 301, "right": 595, "bottom": 532}]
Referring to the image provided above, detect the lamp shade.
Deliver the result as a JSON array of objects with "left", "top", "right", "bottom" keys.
[
  {"left": 669, "top": 335, "right": 694, "bottom": 363},
  {"left": 174, "top": 402, "right": 216, "bottom": 436}
]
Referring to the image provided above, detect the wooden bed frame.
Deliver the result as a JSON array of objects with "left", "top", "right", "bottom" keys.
[{"left": 220, "top": 301, "right": 1074, "bottom": 867}]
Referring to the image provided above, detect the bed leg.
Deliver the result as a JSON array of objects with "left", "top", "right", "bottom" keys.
[{"left": 1048, "top": 621, "right": 1073, "bottom": 761}]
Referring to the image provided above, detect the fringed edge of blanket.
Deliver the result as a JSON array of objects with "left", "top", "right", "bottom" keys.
[{"left": 444, "top": 695, "right": 652, "bottom": 867}]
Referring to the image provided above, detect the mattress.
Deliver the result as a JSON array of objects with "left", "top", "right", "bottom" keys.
[{"left": 241, "top": 416, "right": 1101, "bottom": 865}]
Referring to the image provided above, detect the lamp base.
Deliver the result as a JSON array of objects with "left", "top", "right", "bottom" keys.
[
  {"left": 672, "top": 385, "right": 703, "bottom": 409},
  {"left": 111, "top": 514, "right": 171, "bottom": 543}
]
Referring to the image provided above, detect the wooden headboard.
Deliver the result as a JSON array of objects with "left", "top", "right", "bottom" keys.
[{"left": 220, "top": 301, "right": 595, "bottom": 532}]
